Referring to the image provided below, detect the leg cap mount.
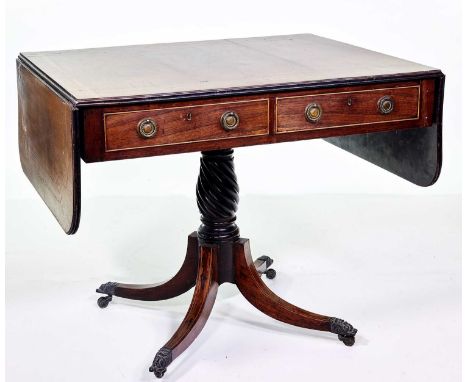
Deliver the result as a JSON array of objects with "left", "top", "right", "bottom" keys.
[{"left": 330, "top": 317, "right": 358, "bottom": 347}]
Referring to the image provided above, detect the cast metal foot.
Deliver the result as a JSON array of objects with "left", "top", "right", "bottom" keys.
[
  {"left": 149, "top": 347, "right": 172, "bottom": 379},
  {"left": 255, "top": 255, "right": 277, "bottom": 279},
  {"left": 93, "top": 234, "right": 199, "bottom": 303},
  {"left": 338, "top": 334, "right": 355, "bottom": 346},
  {"left": 96, "top": 281, "right": 118, "bottom": 295},
  {"left": 96, "top": 281, "right": 117, "bottom": 308},
  {"left": 330, "top": 317, "right": 358, "bottom": 346}
]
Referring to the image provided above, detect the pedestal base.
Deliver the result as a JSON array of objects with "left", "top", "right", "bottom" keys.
[
  {"left": 97, "top": 149, "right": 357, "bottom": 378},
  {"left": 96, "top": 232, "right": 357, "bottom": 378}
]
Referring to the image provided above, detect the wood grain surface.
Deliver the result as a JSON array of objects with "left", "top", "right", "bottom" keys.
[
  {"left": 163, "top": 244, "right": 218, "bottom": 359},
  {"left": 234, "top": 239, "right": 331, "bottom": 331},
  {"left": 81, "top": 80, "right": 434, "bottom": 162},
  {"left": 276, "top": 84, "right": 420, "bottom": 133},
  {"left": 17, "top": 61, "right": 80, "bottom": 234},
  {"left": 19, "top": 34, "right": 437, "bottom": 104},
  {"left": 16, "top": 35, "right": 444, "bottom": 236},
  {"left": 104, "top": 99, "right": 269, "bottom": 152},
  {"left": 112, "top": 233, "right": 199, "bottom": 301}
]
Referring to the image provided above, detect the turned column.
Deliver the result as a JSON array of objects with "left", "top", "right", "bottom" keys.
[{"left": 196, "top": 149, "right": 240, "bottom": 243}]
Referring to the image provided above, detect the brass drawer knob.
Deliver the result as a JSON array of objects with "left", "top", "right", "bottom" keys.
[
  {"left": 378, "top": 96, "right": 395, "bottom": 115},
  {"left": 137, "top": 118, "right": 157, "bottom": 138},
  {"left": 220, "top": 111, "right": 240, "bottom": 131},
  {"left": 305, "top": 103, "right": 322, "bottom": 123}
]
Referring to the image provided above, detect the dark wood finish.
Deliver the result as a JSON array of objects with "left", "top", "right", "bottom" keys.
[
  {"left": 19, "top": 34, "right": 437, "bottom": 105},
  {"left": 18, "top": 36, "right": 443, "bottom": 234},
  {"left": 420, "top": 77, "right": 436, "bottom": 126},
  {"left": 19, "top": 34, "right": 444, "bottom": 378},
  {"left": 17, "top": 60, "right": 80, "bottom": 234},
  {"left": 276, "top": 83, "right": 420, "bottom": 133},
  {"left": 234, "top": 239, "right": 330, "bottom": 331},
  {"left": 99, "top": 231, "right": 358, "bottom": 378},
  {"left": 163, "top": 245, "right": 218, "bottom": 357},
  {"left": 150, "top": 244, "right": 219, "bottom": 378},
  {"left": 196, "top": 149, "right": 240, "bottom": 244},
  {"left": 97, "top": 149, "right": 358, "bottom": 378},
  {"left": 80, "top": 80, "right": 436, "bottom": 162},
  {"left": 111, "top": 233, "right": 198, "bottom": 301},
  {"left": 325, "top": 76, "right": 444, "bottom": 187},
  {"left": 104, "top": 99, "right": 268, "bottom": 152}
]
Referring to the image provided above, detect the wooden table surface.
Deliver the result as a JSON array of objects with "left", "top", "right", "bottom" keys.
[
  {"left": 16, "top": 34, "right": 444, "bottom": 234},
  {"left": 20, "top": 34, "right": 437, "bottom": 104}
]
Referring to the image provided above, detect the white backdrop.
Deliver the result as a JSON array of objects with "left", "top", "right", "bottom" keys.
[
  {"left": 5, "top": 1, "right": 462, "bottom": 382},
  {"left": 5, "top": 0, "right": 462, "bottom": 202}
]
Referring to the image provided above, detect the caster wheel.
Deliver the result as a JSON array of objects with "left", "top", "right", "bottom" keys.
[
  {"left": 149, "top": 366, "right": 166, "bottom": 379},
  {"left": 338, "top": 334, "right": 355, "bottom": 347},
  {"left": 97, "top": 295, "right": 112, "bottom": 308},
  {"left": 265, "top": 268, "right": 276, "bottom": 279},
  {"left": 155, "top": 369, "right": 166, "bottom": 379}
]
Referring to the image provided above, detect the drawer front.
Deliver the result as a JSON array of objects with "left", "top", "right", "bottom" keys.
[
  {"left": 276, "top": 85, "right": 420, "bottom": 133},
  {"left": 104, "top": 99, "right": 269, "bottom": 152}
]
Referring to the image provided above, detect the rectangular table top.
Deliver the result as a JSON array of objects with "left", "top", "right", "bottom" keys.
[
  {"left": 20, "top": 34, "right": 437, "bottom": 104},
  {"left": 17, "top": 34, "right": 444, "bottom": 235}
]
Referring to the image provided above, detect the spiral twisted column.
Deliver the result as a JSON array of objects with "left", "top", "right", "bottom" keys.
[{"left": 196, "top": 149, "right": 240, "bottom": 243}]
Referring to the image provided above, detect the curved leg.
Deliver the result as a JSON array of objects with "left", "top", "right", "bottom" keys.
[
  {"left": 149, "top": 244, "right": 218, "bottom": 378},
  {"left": 234, "top": 239, "right": 357, "bottom": 345},
  {"left": 96, "top": 233, "right": 198, "bottom": 303}
]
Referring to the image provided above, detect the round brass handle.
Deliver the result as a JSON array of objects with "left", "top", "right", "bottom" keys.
[
  {"left": 220, "top": 111, "right": 240, "bottom": 131},
  {"left": 378, "top": 96, "right": 395, "bottom": 115},
  {"left": 305, "top": 103, "right": 322, "bottom": 123},
  {"left": 137, "top": 118, "right": 157, "bottom": 138}
]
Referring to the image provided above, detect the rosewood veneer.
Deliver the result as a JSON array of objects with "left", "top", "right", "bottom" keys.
[{"left": 17, "top": 34, "right": 444, "bottom": 378}]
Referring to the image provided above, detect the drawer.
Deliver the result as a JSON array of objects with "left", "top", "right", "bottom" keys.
[
  {"left": 275, "top": 84, "right": 420, "bottom": 134},
  {"left": 104, "top": 99, "right": 269, "bottom": 152}
]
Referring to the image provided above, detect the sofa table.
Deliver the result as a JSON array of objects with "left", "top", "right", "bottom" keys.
[{"left": 17, "top": 34, "right": 444, "bottom": 378}]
